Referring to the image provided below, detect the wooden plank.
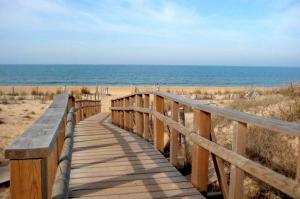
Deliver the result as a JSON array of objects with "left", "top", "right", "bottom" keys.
[
  {"left": 10, "top": 159, "right": 43, "bottom": 199},
  {"left": 47, "top": 141, "right": 58, "bottom": 199},
  {"left": 114, "top": 91, "right": 300, "bottom": 137},
  {"left": 154, "top": 95, "right": 164, "bottom": 152},
  {"left": 192, "top": 110, "right": 211, "bottom": 193},
  {"left": 57, "top": 119, "right": 65, "bottom": 158},
  {"left": 124, "top": 98, "right": 130, "bottom": 130},
  {"left": 154, "top": 91, "right": 300, "bottom": 137},
  {"left": 70, "top": 188, "right": 202, "bottom": 199},
  {"left": 70, "top": 166, "right": 177, "bottom": 178},
  {"left": 69, "top": 176, "right": 188, "bottom": 190},
  {"left": 111, "top": 100, "right": 115, "bottom": 125},
  {"left": 5, "top": 93, "right": 69, "bottom": 159},
  {"left": 228, "top": 121, "right": 247, "bottom": 199},
  {"left": 129, "top": 96, "right": 134, "bottom": 132},
  {"left": 143, "top": 94, "right": 150, "bottom": 140},
  {"left": 69, "top": 182, "right": 194, "bottom": 197},
  {"left": 170, "top": 101, "right": 179, "bottom": 167},
  {"left": 69, "top": 113, "right": 203, "bottom": 199},
  {"left": 135, "top": 94, "right": 143, "bottom": 136},
  {"left": 70, "top": 163, "right": 173, "bottom": 174},
  {"left": 210, "top": 132, "right": 229, "bottom": 199}
]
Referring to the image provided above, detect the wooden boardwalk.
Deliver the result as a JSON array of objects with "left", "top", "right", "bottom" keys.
[{"left": 69, "top": 113, "right": 204, "bottom": 199}]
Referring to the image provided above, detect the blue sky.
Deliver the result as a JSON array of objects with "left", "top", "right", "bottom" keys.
[{"left": 0, "top": 0, "right": 300, "bottom": 66}]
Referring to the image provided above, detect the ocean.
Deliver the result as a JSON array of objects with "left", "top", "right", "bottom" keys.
[{"left": 0, "top": 64, "right": 299, "bottom": 87}]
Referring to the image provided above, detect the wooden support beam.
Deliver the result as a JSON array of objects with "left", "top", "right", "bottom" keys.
[
  {"left": 76, "top": 102, "right": 82, "bottom": 123},
  {"left": 210, "top": 132, "right": 229, "bottom": 199},
  {"left": 229, "top": 121, "right": 247, "bottom": 199},
  {"left": 135, "top": 94, "right": 143, "bottom": 136},
  {"left": 143, "top": 94, "right": 150, "bottom": 140},
  {"left": 10, "top": 159, "right": 44, "bottom": 199},
  {"left": 124, "top": 98, "right": 130, "bottom": 130},
  {"left": 119, "top": 100, "right": 124, "bottom": 128},
  {"left": 192, "top": 109, "right": 211, "bottom": 194},
  {"left": 154, "top": 95, "right": 164, "bottom": 152},
  {"left": 129, "top": 97, "right": 134, "bottom": 132},
  {"left": 170, "top": 101, "right": 179, "bottom": 167},
  {"left": 117, "top": 100, "right": 121, "bottom": 127},
  {"left": 111, "top": 100, "right": 115, "bottom": 125}
]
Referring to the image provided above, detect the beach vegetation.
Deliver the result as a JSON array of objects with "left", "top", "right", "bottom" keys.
[
  {"left": 56, "top": 89, "right": 62, "bottom": 95},
  {"left": 70, "top": 90, "right": 81, "bottom": 99},
  {"left": 16, "top": 96, "right": 25, "bottom": 101},
  {"left": 81, "top": 87, "right": 91, "bottom": 95},
  {"left": 31, "top": 87, "right": 39, "bottom": 96},
  {"left": 0, "top": 98, "right": 9, "bottom": 105}
]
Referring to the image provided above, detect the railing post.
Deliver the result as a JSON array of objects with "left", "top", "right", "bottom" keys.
[
  {"left": 135, "top": 94, "right": 143, "bottom": 136},
  {"left": 80, "top": 101, "right": 83, "bottom": 121},
  {"left": 76, "top": 102, "right": 82, "bottom": 123},
  {"left": 10, "top": 158, "right": 46, "bottom": 198},
  {"left": 115, "top": 100, "right": 118, "bottom": 126},
  {"left": 192, "top": 109, "right": 211, "bottom": 193},
  {"left": 124, "top": 98, "right": 130, "bottom": 130},
  {"left": 119, "top": 99, "right": 123, "bottom": 128},
  {"left": 129, "top": 96, "right": 134, "bottom": 132},
  {"left": 170, "top": 101, "right": 179, "bottom": 167},
  {"left": 111, "top": 100, "right": 115, "bottom": 125},
  {"left": 229, "top": 121, "right": 247, "bottom": 199},
  {"left": 143, "top": 94, "right": 150, "bottom": 140},
  {"left": 154, "top": 95, "right": 164, "bottom": 152},
  {"left": 118, "top": 99, "right": 123, "bottom": 128}
]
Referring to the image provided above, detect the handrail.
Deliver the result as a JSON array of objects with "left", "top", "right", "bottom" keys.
[
  {"left": 113, "top": 91, "right": 300, "bottom": 136},
  {"left": 155, "top": 91, "right": 300, "bottom": 136},
  {"left": 5, "top": 93, "right": 71, "bottom": 159},
  {"left": 111, "top": 91, "right": 300, "bottom": 198},
  {"left": 4, "top": 93, "right": 101, "bottom": 199}
]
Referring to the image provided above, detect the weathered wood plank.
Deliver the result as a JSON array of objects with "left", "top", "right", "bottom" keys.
[
  {"left": 192, "top": 110, "right": 211, "bottom": 193},
  {"left": 113, "top": 91, "right": 300, "bottom": 137},
  {"left": 69, "top": 113, "right": 203, "bottom": 199},
  {"left": 154, "top": 91, "right": 300, "bottom": 137},
  {"left": 154, "top": 95, "right": 164, "bottom": 152},
  {"left": 229, "top": 121, "right": 247, "bottom": 199},
  {"left": 170, "top": 101, "right": 179, "bottom": 167},
  {"left": 143, "top": 94, "right": 150, "bottom": 140},
  {"left": 5, "top": 93, "right": 69, "bottom": 159},
  {"left": 10, "top": 159, "right": 43, "bottom": 199}
]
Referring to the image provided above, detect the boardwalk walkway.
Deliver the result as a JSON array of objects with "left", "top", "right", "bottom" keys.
[{"left": 68, "top": 113, "right": 204, "bottom": 199}]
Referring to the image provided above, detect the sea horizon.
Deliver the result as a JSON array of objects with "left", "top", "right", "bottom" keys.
[{"left": 0, "top": 64, "right": 299, "bottom": 87}]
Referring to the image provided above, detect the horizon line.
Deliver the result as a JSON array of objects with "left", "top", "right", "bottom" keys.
[{"left": 0, "top": 64, "right": 300, "bottom": 68}]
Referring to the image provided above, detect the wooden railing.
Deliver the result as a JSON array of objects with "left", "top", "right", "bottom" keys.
[
  {"left": 75, "top": 99, "right": 101, "bottom": 123},
  {"left": 4, "top": 93, "right": 101, "bottom": 199},
  {"left": 111, "top": 91, "right": 300, "bottom": 198}
]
